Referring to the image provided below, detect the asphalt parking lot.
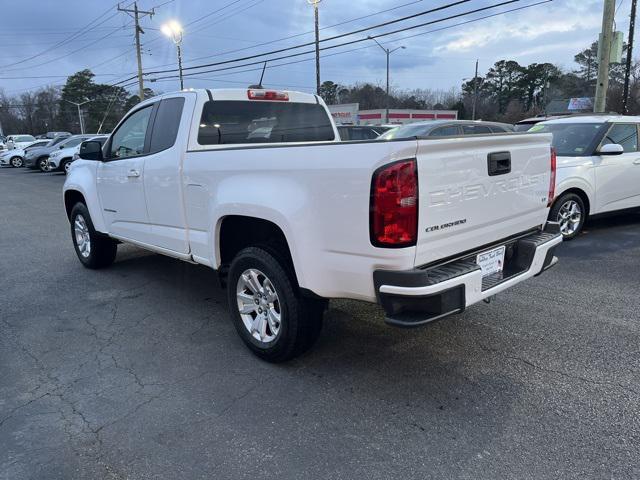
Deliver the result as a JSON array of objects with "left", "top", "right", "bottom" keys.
[{"left": 1, "top": 166, "right": 639, "bottom": 480}]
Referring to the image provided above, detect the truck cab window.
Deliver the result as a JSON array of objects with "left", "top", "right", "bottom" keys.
[
  {"left": 198, "top": 100, "right": 335, "bottom": 145},
  {"left": 109, "top": 106, "right": 153, "bottom": 159},
  {"left": 149, "top": 97, "right": 185, "bottom": 153}
]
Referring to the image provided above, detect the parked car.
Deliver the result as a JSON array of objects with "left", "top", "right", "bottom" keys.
[
  {"left": 337, "top": 125, "right": 392, "bottom": 141},
  {"left": 5, "top": 134, "right": 37, "bottom": 150},
  {"left": 63, "top": 88, "right": 560, "bottom": 362},
  {"left": 24, "top": 134, "right": 91, "bottom": 171},
  {"left": 46, "top": 131, "right": 72, "bottom": 139},
  {"left": 47, "top": 135, "right": 108, "bottom": 173},
  {"left": 378, "top": 120, "right": 514, "bottom": 140},
  {"left": 514, "top": 115, "right": 568, "bottom": 131},
  {"left": 530, "top": 115, "right": 640, "bottom": 239},
  {"left": 0, "top": 139, "right": 51, "bottom": 167}
]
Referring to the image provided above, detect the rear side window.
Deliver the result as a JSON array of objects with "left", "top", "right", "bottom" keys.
[
  {"left": 430, "top": 125, "right": 460, "bottom": 137},
  {"left": 462, "top": 125, "right": 492, "bottom": 135},
  {"left": 198, "top": 100, "right": 335, "bottom": 145},
  {"left": 602, "top": 124, "right": 638, "bottom": 152},
  {"left": 150, "top": 97, "right": 185, "bottom": 153}
]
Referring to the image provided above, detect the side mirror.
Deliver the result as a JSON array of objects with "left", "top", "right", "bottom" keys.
[
  {"left": 599, "top": 143, "right": 624, "bottom": 155},
  {"left": 79, "top": 141, "right": 104, "bottom": 161}
]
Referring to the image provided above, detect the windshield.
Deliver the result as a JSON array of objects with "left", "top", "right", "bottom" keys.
[
  {"left": 379, "top": 124, "right": 430, "bottom": 140},
  {"left": 529, "top": 123, "right": 605, "bottom": 156},
  {"left": 14, "top": 135, "right": 36, "bottom": 142}
]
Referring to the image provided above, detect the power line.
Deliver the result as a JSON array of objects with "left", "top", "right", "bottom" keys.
[
  {"left": 158, "top": 0, "right": 473, "bottom": 74},
  {"left": 181, "top": 0, "right": 429, "bottom": 66},
  {"left": 0, "top": 2, "right": 129, "bottom": 69},
  {"left": 144, "top": 0, "right": 520, "bottom": 77},
  {"left": 146, "top": 0, "right": 551, "bottom": 84}
]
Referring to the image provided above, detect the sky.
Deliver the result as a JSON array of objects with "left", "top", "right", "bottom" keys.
[{"left": 0, "top": 0, "right": 632, "bottom": 98}]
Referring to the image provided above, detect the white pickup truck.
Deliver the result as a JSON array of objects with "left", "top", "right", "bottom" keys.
[{"left": 63, "top": 88, "right": 562, "bottom": 362}]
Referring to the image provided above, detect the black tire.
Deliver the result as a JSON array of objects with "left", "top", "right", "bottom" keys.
[
  {"left": 227, "top": 246, "right": 324, "bottom": 362},
  {"left": 549, "top": 192, "right": 586, "bottom": 240},
  {"left": 70, "top": 203, "right": 118, "bottom": 269},
  {"left": 10, "top": 156, "right": 23, "bottom": 168},
  {"left": 38, "top": 157, "right": 49, "bottom": 172},
  {"left": 61, "top": 159, "right": 71, "bottom": 174}
]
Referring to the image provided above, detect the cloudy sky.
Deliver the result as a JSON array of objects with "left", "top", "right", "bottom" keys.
[{"left": 0, "top": 0, "right": 632, "bottom": 97}]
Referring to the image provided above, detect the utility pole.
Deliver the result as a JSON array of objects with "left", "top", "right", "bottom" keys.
[
  {"left": 623, "top": 0, "right": 637, "bottom": 114},
  {"left": 594, "top": 0, "right": 616, "bottom": 113},
  {"left": 472, "top": 59, "right": 479, "bottom": 120},
  {"left": 118, "top": 2, "right": 155, "bottom": 102},
  {"left": 368, "top": 37, "right": 406, "bottom": 124},
  {"left": 65, "top": 100, "right": 90, "bottom": 134},
  {"left": 307, "top": 0, "right": 322, "bottom": 95}
]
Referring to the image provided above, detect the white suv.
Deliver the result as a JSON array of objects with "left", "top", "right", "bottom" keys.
[{"left": 531, "top": 116, "right": 640, "bottom": 239}]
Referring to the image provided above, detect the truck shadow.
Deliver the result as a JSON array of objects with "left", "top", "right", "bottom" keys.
[{"left": 107, "top": 245, "right": 525, "bottom": 422}]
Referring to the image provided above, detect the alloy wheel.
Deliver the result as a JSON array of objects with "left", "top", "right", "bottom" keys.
[
  {"left": 557, "top": 199, "right": 582, "bottom": 236},
  {"left": 236, "top": 268, "right": 282, "bottom": 344},
  {"left": 74, "top": 214, "right": 91, "bottom": 258}
]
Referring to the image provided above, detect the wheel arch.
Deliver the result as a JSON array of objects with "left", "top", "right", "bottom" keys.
[
  {"left": 64, "top": 190, "right": 87, "bottom": 220},
  {"left": 553, "top": 187, "right": 591, "bottom": 217},
  {"left": 217, "top": 215, "right": 299, "bottom": 288}
]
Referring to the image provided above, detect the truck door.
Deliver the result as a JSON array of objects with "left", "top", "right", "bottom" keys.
[
  {"left": 97, "top": 104, "right": 154, "bottom": 243},
  {"left": 141, "top": 96, "right": 190, "bottom": 254},
  {"left": 595, "top": 123, "right": 640, "bottom": 213}
]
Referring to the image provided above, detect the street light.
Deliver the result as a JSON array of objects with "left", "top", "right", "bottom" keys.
[
  {"left": 368, "top": 36, "right": 405, "bottom": 124},
  {"left": 307, "top": 0, "right": 322, "bottom": 95},
  {"left": 64, "top": 99, "right": 90, "bottom": 134},
  {"left": 161, "top": 20, "right": 184, "bottom": 90}
]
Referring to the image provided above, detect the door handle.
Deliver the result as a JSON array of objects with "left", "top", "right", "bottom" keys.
[{"left": 127, "top": 169, "right": 141, "bottom": 178}]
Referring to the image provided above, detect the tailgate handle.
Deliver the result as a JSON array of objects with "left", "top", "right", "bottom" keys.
[{"left": 487, "top": 151, "right": 511, "bottom": 176}]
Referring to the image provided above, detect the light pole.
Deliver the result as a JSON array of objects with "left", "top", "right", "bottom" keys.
[
  {"left": 65, "top": 99, "right": 90, "bottom": 134},
  {"left": 307, "top": 0, "right": 322, "bottom": 95},
  {"left": 161, "top": 20, "right": 184, "bottom": 90},
  {"left": 368, "top": 36, "right": 405, "bottom": 124}
]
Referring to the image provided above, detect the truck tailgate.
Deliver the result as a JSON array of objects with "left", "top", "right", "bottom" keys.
[{"left": 414, "top": 133, "right": 553, "bottom": 267}]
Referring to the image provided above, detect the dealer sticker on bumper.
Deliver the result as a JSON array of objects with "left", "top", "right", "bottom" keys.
[{"left": 476, "top": 245, "right": 506, "bottom": 277}]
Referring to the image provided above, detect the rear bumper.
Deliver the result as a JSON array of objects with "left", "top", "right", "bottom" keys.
[{"left": 374, "top": 223, "right": 562, "bottom": 327}]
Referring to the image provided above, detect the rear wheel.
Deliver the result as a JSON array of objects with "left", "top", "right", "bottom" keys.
[
  {"left": 227, "top": 247, "right": 324, "bottom": 362},
  {"left": 549, "top": 192, "right": 586, "bottom": 240},
  {"left": 10, "top": 156, "right": 23, "bottom": 168},
  {"left": 70, "top": 203, "right": 118, "bottom": 269}
]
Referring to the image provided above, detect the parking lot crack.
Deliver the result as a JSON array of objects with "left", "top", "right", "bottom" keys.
[{"left": 477, "top": 341, "right": 639, "bottom": 396}]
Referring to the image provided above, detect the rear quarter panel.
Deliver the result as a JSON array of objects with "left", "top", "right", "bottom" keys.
[{"left": 182, "top": 140, "right": 419, "bottom": 301}]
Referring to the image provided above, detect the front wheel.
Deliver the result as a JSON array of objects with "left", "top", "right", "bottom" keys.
[
  {"left": 227, "top": 247, "right": 324, "bottom": 362},
  {"left": 10, "top": 156, "right": 23, "bottom": 168},
  {"left": 62, "top": 159, "right": 72, "bottom": 174},
  {"left": 70, "top": 203, "right": 118, "bottom": 269},
  {"left": 38, "top": 157, "right": 49, "bottom": 172},
  {"left": 549, "top": 192, "right": 586, "bottom": 240}
]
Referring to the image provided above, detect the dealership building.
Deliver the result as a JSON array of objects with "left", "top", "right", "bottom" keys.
[{"left": 328, "top": 103, "right": 458, "bottom": 126}]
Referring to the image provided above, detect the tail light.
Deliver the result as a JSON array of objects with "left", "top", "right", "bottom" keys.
[
  {"left": 247, "top": 89, "right": 289, "bottom": 101},
  {"left": 370, "top": 159, "right": 418, "bottom": 248},
  {"left": 548, "top": 147, "right": 557, "bottom": 206}
]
